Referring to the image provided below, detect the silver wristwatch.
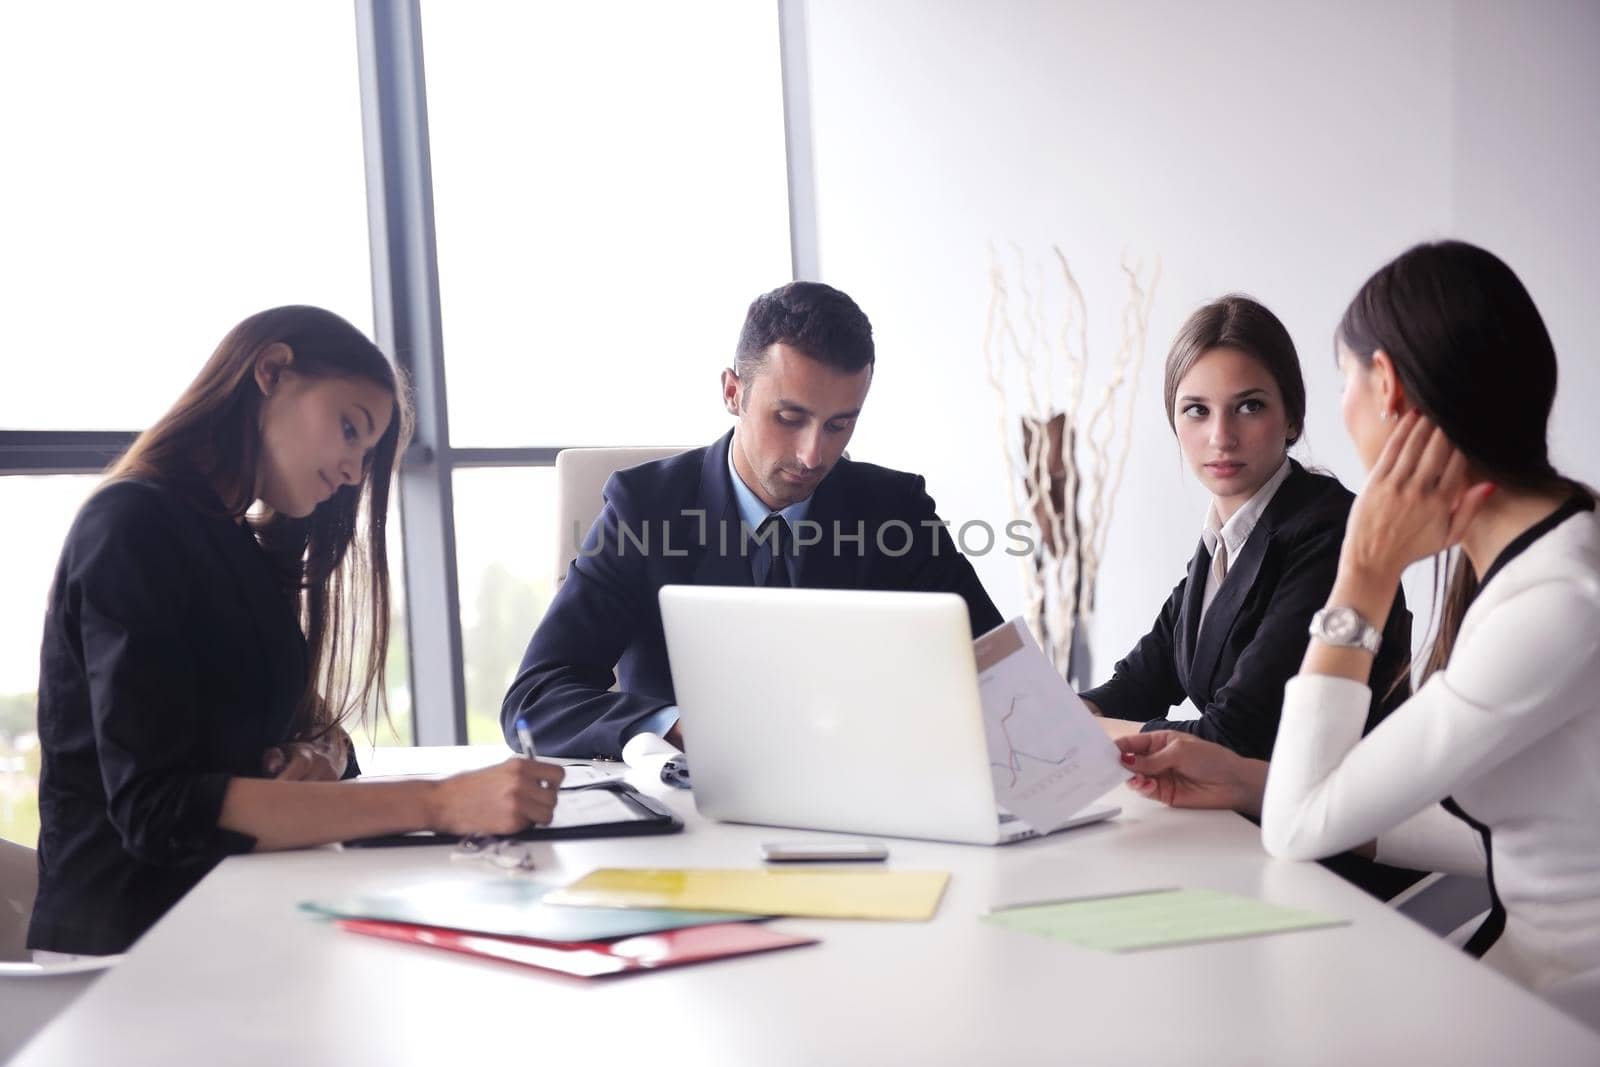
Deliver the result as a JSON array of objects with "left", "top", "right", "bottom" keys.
[{"left": 1308, "top": 606, "right": 1382, "bottom": 653}]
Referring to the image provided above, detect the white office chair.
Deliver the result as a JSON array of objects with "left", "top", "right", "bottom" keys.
[
  {"left": 0, "top": 837, "right": 122, "bottom": 1061},
  {"left": 553, "top": 446, "right": 687, "bottom": 588}
]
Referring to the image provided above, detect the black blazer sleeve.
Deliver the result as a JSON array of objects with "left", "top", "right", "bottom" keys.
[
  {"left": 1079, "top": 576, "right": 1188, "bottom": 719},
  {"left": 500, "top": 473, "right": 673, "bottom": 758},
  {"left": 68, "top": 489, "right": 258, "bottom": 865}
]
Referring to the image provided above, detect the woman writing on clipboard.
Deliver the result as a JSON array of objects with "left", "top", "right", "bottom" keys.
[{"left": 29, "top": 306, "right": 565, "bottom": 958}]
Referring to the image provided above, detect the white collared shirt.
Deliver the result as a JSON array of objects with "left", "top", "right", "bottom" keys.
[{"left": 1198, "top": 457, "right": 1292, "bottom": 624}]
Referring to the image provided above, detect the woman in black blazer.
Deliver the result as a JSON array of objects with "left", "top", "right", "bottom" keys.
[
  {"left": 30, "top": 307, "right": 566, "bottom": 957},
  {"left": 1082, "top": 296, "right": 1412, "bottom": 762}
]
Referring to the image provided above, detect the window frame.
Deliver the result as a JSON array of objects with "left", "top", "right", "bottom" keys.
[{"left": 0, "top": 0, "right": 816, "bottom": 746}]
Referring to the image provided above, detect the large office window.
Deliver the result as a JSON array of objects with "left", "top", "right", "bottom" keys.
[
  {"left": 418, "top": 0, "right": 791, "bottom": 742},
  {"left": 0, "top": 3, "right": 374, "bottom": 431},
  {"left": 0, "top": 1, "right": 797, "bottom": 843},
  {"left": 422, "top": 0, "right": 792, "bottom": 449},
  {"left": 0, "top": 478, "right": 99, "bottom": 844},
  {"left": 451, "top": 467, "right": 558, "bottom": 744}
]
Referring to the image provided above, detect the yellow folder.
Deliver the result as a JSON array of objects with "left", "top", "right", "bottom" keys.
[{"left": 544, "top": 868, "right": 950, "bottom": 922}]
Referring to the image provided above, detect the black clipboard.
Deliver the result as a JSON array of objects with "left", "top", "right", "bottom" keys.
[{"left": 342, "top": 781, "right": 682, "bottom": 848}]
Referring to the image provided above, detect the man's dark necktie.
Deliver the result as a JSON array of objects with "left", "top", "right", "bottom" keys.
[{"left": 759, "top": 513, "right": 792, "bottom": 588}]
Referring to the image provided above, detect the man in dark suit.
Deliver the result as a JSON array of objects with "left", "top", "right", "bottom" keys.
[{"left": 503, "top": 281, "right": 1003, "bottom": 758}]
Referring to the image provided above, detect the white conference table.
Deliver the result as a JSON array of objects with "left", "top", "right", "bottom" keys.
[{"left": 12, "top": 746, "right": 1599, "bottom": 1066}]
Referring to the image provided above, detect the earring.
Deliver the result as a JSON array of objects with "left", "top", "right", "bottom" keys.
[{"left": 1380, "top": 409, "right": 1394, "bottom": 422}]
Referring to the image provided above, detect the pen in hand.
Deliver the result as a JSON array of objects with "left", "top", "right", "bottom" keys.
[
  {"left": 515, "top": 717, "right": 560, "bottom": 793},
  {"left": 515, "top": 717, "right": 538, "bottom": 761}
]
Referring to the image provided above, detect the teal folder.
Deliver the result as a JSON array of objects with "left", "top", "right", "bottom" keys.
[{"left": 301, "top": 878, "right": 756, "bottom": 943}]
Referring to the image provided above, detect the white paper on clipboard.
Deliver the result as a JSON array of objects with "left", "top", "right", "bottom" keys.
[{"left": 974, "top": 618, "right": 1130, "bottom": 833}]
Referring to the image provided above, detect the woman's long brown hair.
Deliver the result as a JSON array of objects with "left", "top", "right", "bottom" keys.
[
  {"left": 1338, "top": 241, "right": 1588, "bottom": 686},
  {"left": 109, "top": 305, "right": 414, "bottom": 739}
]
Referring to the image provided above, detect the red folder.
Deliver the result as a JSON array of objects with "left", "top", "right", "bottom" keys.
[{"left": 336, "top": 918, "right": 816, "bottom": 978}]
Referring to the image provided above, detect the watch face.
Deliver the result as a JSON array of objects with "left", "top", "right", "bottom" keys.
[{"left": 1324, "top": 608, "right": 1360, "bottom": 641}]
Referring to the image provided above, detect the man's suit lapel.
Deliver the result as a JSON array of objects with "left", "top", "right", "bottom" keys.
[
  {"left": 690, "top": 431, "right": 755, "bottom": 588},
  {"left": 689, "top": 435, "right": 858, "bottom": 590},
  {"left": 796, "top": 458, "right": 857, "bottom": 589}
]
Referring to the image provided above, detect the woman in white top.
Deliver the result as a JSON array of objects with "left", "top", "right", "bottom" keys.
[{"left": 1116, "top": 240, "right": 1600, "bottom": 1005}]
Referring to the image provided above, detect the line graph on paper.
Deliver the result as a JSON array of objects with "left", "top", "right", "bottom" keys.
[
  {"left": 987, "top": 697, "right": 1081, "bottom": 789},
  {"left": 973, "top": 616, "right": 1129, "bottom": 832}
]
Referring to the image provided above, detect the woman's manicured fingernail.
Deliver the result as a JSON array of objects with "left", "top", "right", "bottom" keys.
[{"left": 1120, "top": 752, "right": 1136, "bottom": 766}]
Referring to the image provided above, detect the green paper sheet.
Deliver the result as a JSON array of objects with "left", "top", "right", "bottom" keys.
[{"left": 983, "top": 888, "right": 1346, "bottom": 951}]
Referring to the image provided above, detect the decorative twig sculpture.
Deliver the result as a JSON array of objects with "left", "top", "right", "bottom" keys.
[{"left": 982, "top": 244, "right": 1160, "bottom": 683}]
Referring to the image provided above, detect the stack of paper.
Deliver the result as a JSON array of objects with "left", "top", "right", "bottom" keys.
[
  {"left": 301, "top": 879, "right": 807, "bottom": 978},
  {"left": 301, "top": 878, "right": 747, "bottom": 941},
  {"left": 336, "top": 918, "right": 815, "bottom": 977}
]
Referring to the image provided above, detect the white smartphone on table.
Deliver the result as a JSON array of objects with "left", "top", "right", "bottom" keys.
[{"left": 761, "top": 840, "right": 890, "bottom": 863}]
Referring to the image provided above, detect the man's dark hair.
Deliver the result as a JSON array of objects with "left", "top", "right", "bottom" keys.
[{"left": 733, "top": 281, "right": 875, "bottom": 379}]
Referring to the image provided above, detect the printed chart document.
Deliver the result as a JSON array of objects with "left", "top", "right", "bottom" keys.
[{"left": 974, "top": 618, "right": 1129, "bottom": 833}]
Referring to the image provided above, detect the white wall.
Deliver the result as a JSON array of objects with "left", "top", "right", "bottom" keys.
[
  {"left": 1452, "top": 0, "right": 1600, "bottom": 473},
  {"left": 801, "top": 0, "right": 1600, "bottom": 673}
]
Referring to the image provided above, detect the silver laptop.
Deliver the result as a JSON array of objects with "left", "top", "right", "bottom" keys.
[{"left": 659, "top": 586, "right": 1118, "bottom": 845}]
